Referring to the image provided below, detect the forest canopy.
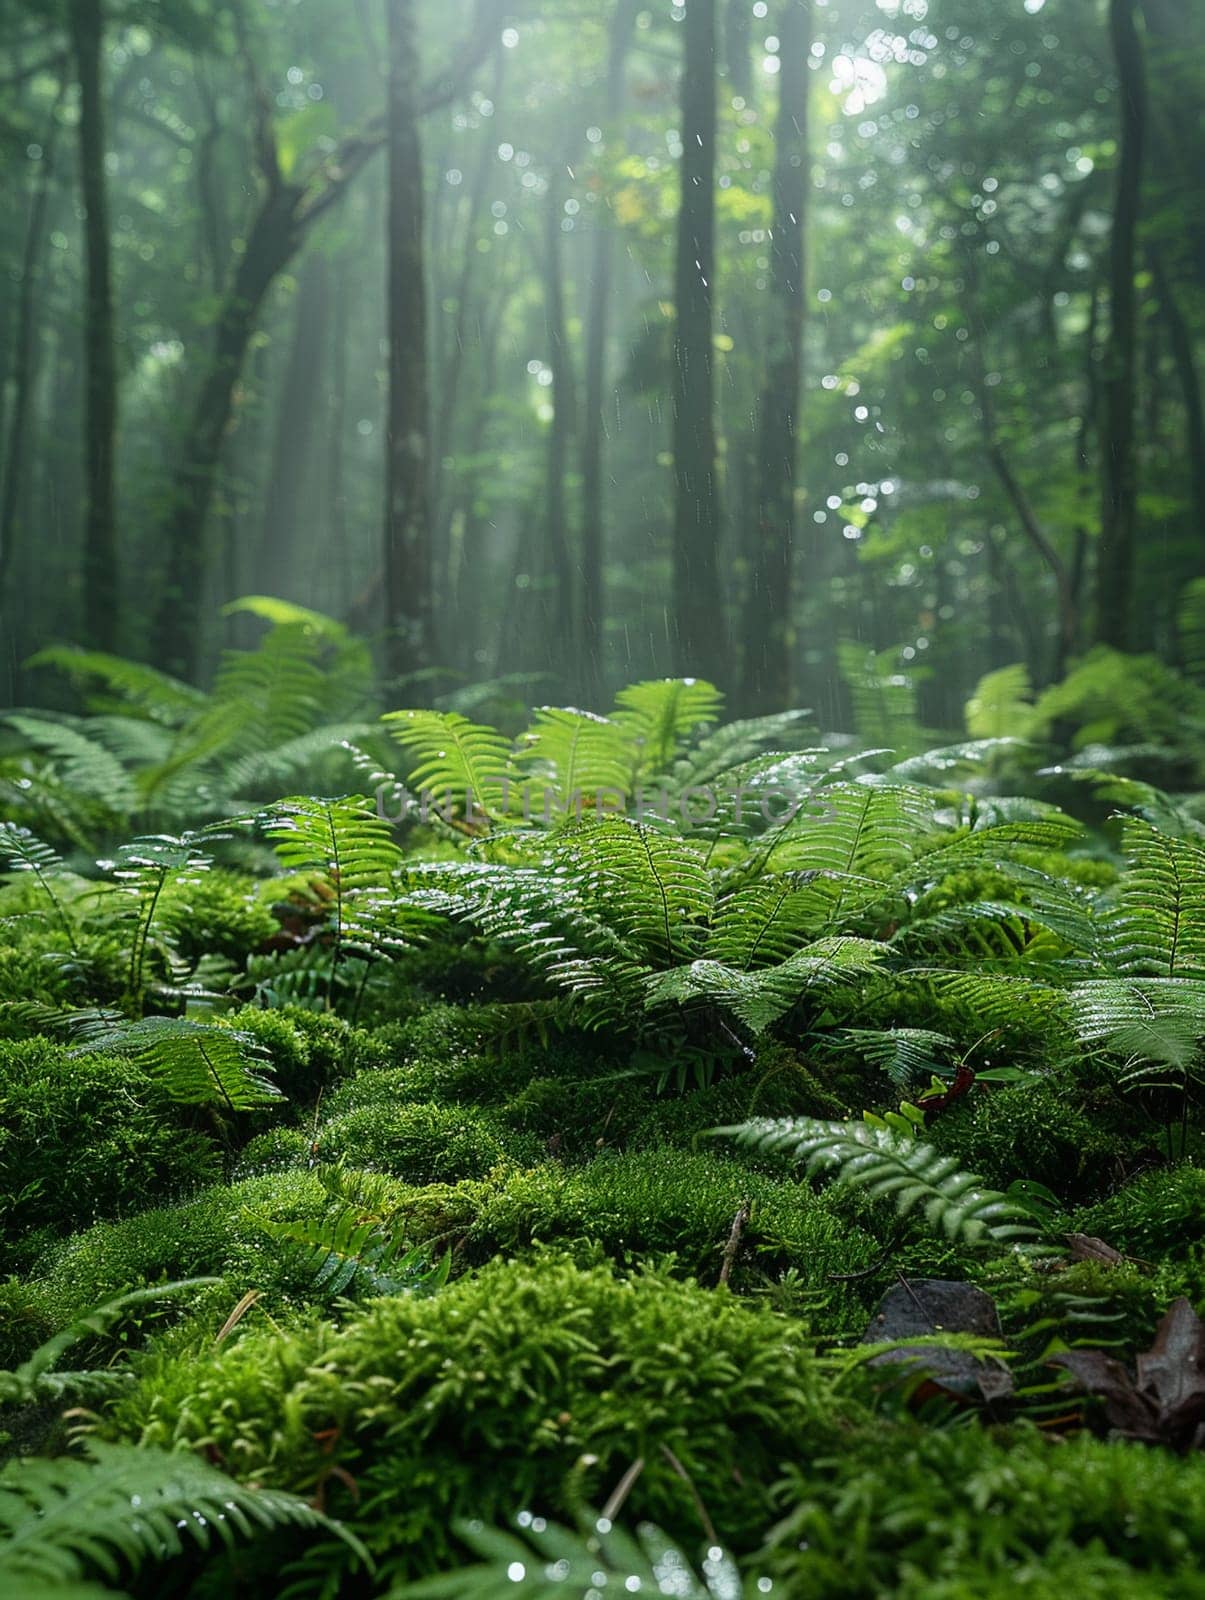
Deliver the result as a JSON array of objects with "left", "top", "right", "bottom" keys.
[{"left": 1, "top": 0, "right": 1201, "bottom": 717}]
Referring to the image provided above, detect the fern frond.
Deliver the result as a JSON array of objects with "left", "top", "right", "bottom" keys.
[
  {"left": 964, "top": 662, "right": 1036, "bottom": 739},
  {"left": 259, "top": 795, "right": 402, "bottom": 891},
  {"left": 665, "top": 707, "right": 814, "bottom": 791},
  {"left": 1068, "top": 977, "right": 1205, "bottom": 1076},
  {"left": 0, "top": 822, "right": 77, "bottom": 947},
  {"left": 383, "top": 709, "right": 515, "bottom": 823},
  {"left": 82, "top": 1016, "right": 282, "bottom": 1110},
  {"left": 0, "top": 1441, "right": 363, "bottom": 1588},
  {"left": 645, "top": 937, "right": 885, "bottom": 1034},
  {"left": 2, "top": 713, "right": 138, "bottom": 813},
  {"left": 27, "top": 646, "right": 206, "bottom": 725},
  {"left": 837, "top": 639, "right": 925, "bottom": 752},
  {"left": 755, "top": 780, "right": 940, "bottom": 887},
  {"left": 705, "top": 875, "right": 847, "bottom": 967},
  {"left": 1106, "top": 817, "right": 1205, "bottom": 976},
  {"left": 565, "top": 818, "right": 713, "bottom": 964},
  {"left": 0, "top": 1281, "right": 218, "bottom": 1407},
  {"left": 836, "top": 1027, "right": 959, "bottom": 1089},
  {"left": 610, "top": 678, "right": 723, "bottom": 777},
  {"left": 394, "top": 1514, "right": 744, "bottom": 1598},
  {"left": 256, "top": 1205, "right": 448, "bottom": 1300},
  {"left": 717, "top": 1117, "right": 1038, "bottom": 1246},
  {"left": 514, "top": 707, "right": 631, "bottom": 803}
]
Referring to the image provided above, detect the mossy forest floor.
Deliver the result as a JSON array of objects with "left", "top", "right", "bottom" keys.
[{"left": 2, "top": 670, "right": 1204, "bottom": 1597}]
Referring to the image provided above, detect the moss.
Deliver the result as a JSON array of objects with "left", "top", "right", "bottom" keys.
[
  {"left": 1072, "top": 1163, "right": 1205, "bottom": 1258},
  {"left": 232, "top": 1126, "right": 312, "bottom": 1178},
  {"left": 0, "top": 1037, "right": 220, "bottom": 1256},
  {"left": 315, "top": 1100, "right": 532, "bottom": 1182},
  {"left": 159, "top": 869, "right": 278, "bottom": 966},
  {"left": 221, "top": 1004, "right": 387, "bottom": 1103},
  {"left": 926, "top": 1076, "right": 1138, "bottom": 1198},
  {"left": 111, "top": 1253, "right": 845, "bottom": 1584},
  {"left": 763, "top": 1421, "right": 1205, "bottom": 1597},
  {"left": 17, "top": 1171, "right": 332, "bottom": 1345}
]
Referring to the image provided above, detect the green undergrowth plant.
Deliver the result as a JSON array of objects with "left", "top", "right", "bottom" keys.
[{"left": 105, "top": 1254, "right": 844, "bottom": 1587}]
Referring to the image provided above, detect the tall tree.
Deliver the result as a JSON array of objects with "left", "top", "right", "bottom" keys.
[
  {"left": 382, "top": 0, "right": 434, "bottom": 686},
  {"left": 580, "top": 0, "right": 638, "bottom": 705},
  {"left": 539, "top": 170, "right": 576, "bottom": 677},
  {"left": 152, "top": 2, "right": 503, "bottom": 679},
  {"left": 740, "top": 0, "right": 811, "bottom": 711},
  {"left": 1095, "top": 0, "right": 1147, "bottom": 649},
  {"left": 0, "top": 87, "right": 64, "bottom": 601},
  {"left": 671, "top": 0, "right": 726, "bottom": 681},
  {"left": 70, "top": 0, "right": 118, "bottom": 650},
  {"left": 256, "top": 255, "right": 330, "bottom": 597}
]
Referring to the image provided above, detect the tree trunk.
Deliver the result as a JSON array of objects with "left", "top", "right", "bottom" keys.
[
  {"left": 671, "top": 0, "right": 727, "bottom": 681},
  {"left": 1095, "top": 0, "right": 1147, "bottom": 649},
  {"left": 70, "top": 0, "right": 119, "bottom": 651},
  {"left": 153, "top": 186, "right": 301, "bottom": 676},
  {"left": 541, "top": 173, "right": 577, "bottom": 675},
  {"left": 1149, "top": 247, "right": 1205, "bottom": 550},
  {"left": 256, "top": 254, "right": 330, "bottom": 597},
  {"left": 724, "top": 0, "right": 753, "bottom": 99},
  {"left": 0, "top": 89, "right": 63, "bottom": 599},
  {"left": 580, "top": 0, "right": 639, "bottom": 705},
  {"left": 383, "top": 0, "right": 434, "bottom": 686},
  {"left": 740, "top": 0, "right": 810, "bottom": 712}
]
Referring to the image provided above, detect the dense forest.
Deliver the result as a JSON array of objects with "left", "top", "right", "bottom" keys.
[{"left": 1, "top": 1, "right": 1205, "bottom": 1597}]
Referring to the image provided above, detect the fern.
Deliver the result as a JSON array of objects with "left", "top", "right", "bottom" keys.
[
  {"left": 964, "top": 662, "right": 1037, "bottom": 740},
  {"left": 106, "top": 833, "right": 212, "bottom": 1007},
  {"left": 395, "top": 1514, "right": 746, "bottom": 1598},
  {"left": 837, "top": 639, "right": 925, "bottom": 752},
  {"left": 0, "top": 822, "right": 78, "bottom": 949},
  {"left": 514, "top": 707, "right": 631, "bottom": 805},
  {"left": 0, "top": 1281, "right": 217, "bottom": 1407},
  {"left": 836, "top": 1027, "right": 960, "bottom": 1089},
  {"left": 1105, "top": 817, "right": 1205, "bottom": 976},
  {"left": 610, "top": 677, "right": 723, "bottom": 779},
  {"left": 717, "top": 1117, "right": 1039, "bottom": 1246},
  {"left": 2, "top": 713, "right": 139, "bottom": 817},
  {"left": 384, "top": 709, "right": 515, "bottom": 824},
  {"left": 645, "top": 937, "right": 885, "bottom": 1034},
  {"left": 256, "top": 1168, "right": 450, "bottom": 1300},
  {"left": 1067, "top": 977, "right": 1205, "bottom": 1081},
  {"left": 81, "top": 1015, "right": 282, "bottom": 1110},
  {"left": 258, "top": 795, "right": 404, "bottom": 1004},
  {"left": 0, "top": 1441, "right": 364, "bottom": 1589},
  {"left": 28, "top": 646, "right": 206, "bottom": 726}
]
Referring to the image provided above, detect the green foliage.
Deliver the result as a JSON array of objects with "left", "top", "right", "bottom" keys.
[
  {"left": 761, "top": 1424, "right": 1205, "bottom": 1598},
  {"left": 0, "top": 1038, "right": 220, "bottom": 1250},
  {"left": 0, "top": 1440, "right": 359, "bottom": 1592},
  {"left": 317, "top": 1099, "right": 521, "bottom": 1182},
  {"left": 964, "top": 662, "right": 1037, "bottom": 740},
  {"left": 719, "top": 1117, "right": 1039, "bottom": 1247},
  {"left": 0, "top": 1280, "right": 216, "bottom": 1408},
  {"left": 114, "top": 1256, "right": 839, "bottom": 1579},
  {"left": 254, "top": 1165, "right": 450, "bottom": 1302},
  {"left": 457, "top": 1148, "right": 878, "bottom": 1308},
  {"left": 222, "top": 1003, "right": 387, "bottom": 1102},
  {"left": 83, "top": 1015, "right": 283, "bottom": 1111},
  {"left": 395, "top": 1515, "right": 747, "bottom": 1599}
]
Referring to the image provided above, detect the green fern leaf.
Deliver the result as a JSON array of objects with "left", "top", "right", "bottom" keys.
[
  {"left": 717, "top": 1117, "right": 1038, "bottom": 1246},
  {"left": 383, "top": 709, "right": 515, "bottom": 822},
  {"left": 610, "top": 678, "right": 723, "bottom": 777},
  {"left": 0, "top": 1441, "right": 364, "bottom": 1588}
]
